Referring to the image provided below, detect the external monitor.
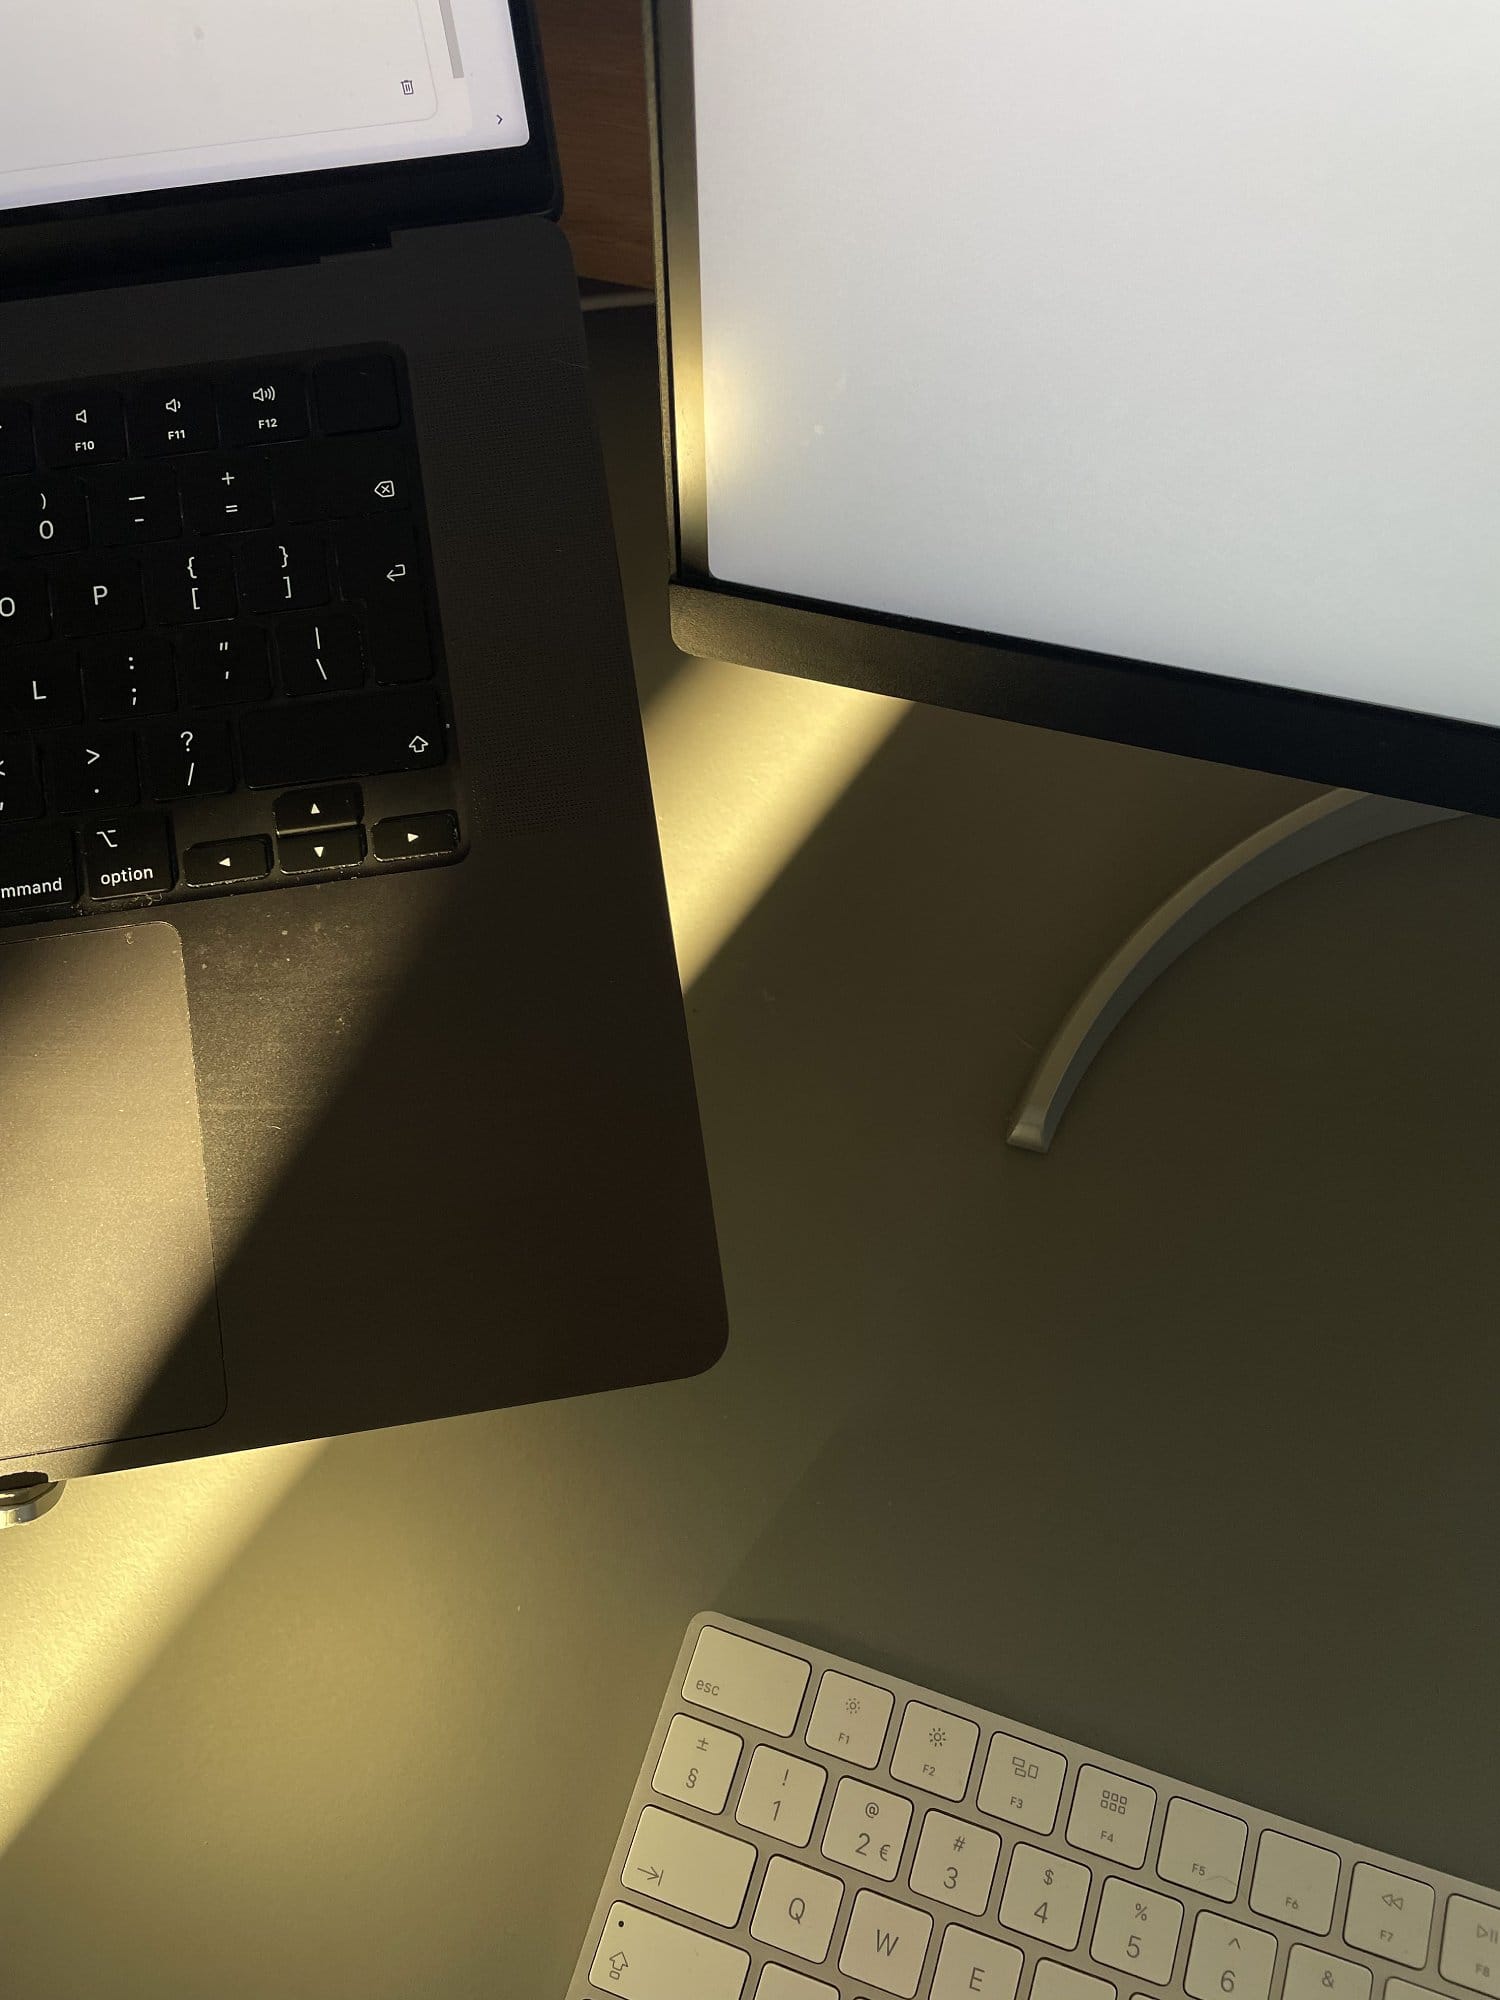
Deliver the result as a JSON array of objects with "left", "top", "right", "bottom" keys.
[{"left": 652, "top": 0, "right": 1500, "bottom": 814}]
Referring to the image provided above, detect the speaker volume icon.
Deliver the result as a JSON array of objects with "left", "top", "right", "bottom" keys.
[{"left": 252, "top": 385, "right": 277, "bottom": 404}]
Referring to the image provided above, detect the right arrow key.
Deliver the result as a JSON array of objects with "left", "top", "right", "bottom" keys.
[{"left": 373, "top": 811, "right": 460, "bottom": 863}]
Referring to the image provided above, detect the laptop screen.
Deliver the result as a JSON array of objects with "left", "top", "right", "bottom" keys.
[{"left": 0, "top": 0, "right": 531, "bottom": 216}]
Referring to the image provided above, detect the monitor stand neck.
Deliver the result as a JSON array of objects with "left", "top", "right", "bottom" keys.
[{"left": 1007, "top": 788, "right": 1461, "bottom": 1154}]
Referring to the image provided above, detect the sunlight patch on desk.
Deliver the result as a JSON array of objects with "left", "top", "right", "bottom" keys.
[
  {"left": 0, "top": 1440, "right": 319, "bottom": 1859},
  {"left": 644, "top": 657, "right": 909, "bottom": 986}
]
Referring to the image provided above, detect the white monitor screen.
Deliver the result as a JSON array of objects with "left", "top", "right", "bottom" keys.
[
  {"left": 690, "top": 1, "right": 1500, "bottom": 731},
  {"left": 0, "top": 0, "right": 530, "bottom": 214}
]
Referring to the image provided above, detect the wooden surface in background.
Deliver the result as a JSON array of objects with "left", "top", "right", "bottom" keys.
[{"left": 534, "top": 0, "right": 656, "bottom": 287}]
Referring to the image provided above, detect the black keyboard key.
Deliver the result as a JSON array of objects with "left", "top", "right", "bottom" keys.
[
  {"left": 38, "top": 390, "right": 127, "bottom": 469},
  {"left": 88, "top": 466, "right": 180, "bottom": 547},
  {"left": 184, "top": 835, "right": 270, "bottom": 887},
  {"left": 0, "top": 476, "right": 90, "bottom": 559},
  {"left": 325, "top": 440, "right": 413, "bottom": 519},
  {"left": 0, "top": 568, "right": 52, "bottom": 642},
  {"left": 272, "top": 441, "right": 411, "bottom": 523},
  {"left": 239, "top": 691, "right": 443, "bottom": 788},
  {"left": 0, "top": 824, "right": 76, "bottom": 916},
  {"left": 277, "top": 609, "right": 363, "bottom": 695},
  {"left": 0, "top": 400, "right": 34, "bottom": 478},
  {"left": 0, "top": 649, "right": 81, "bottom": 728},
  {"left": 266, "top": 445, "right": 325, "bottom": 525},
  {"left": 336, "top": 521, "right": 420, "bottom": 604},
  {"left": 274, "top": 783, "right": 361, "bottom": 834},
  {"left": 279, "top": 825, "right": 365, "bottom": 873},
  {"left": 218, "top": 369, "right": 310, "bottom": 448},
  {"left": 364, "top": 601, "right": 433, "bottom": 685},
  {"left": 178, "top": 624, "right": 271, "bottom": 707},
  {"left": 314, "top": 355, "right": 400, "bottom": 435},
  {"left": 82, "top": 635, "right": 176, "bottom": 720},
  {"left": 126, "top": 380, "right": 217, "bottom": 457},
  {"left": 54, "top": 558, "right": 145, "bottom": 638},
  {"left": 180, "top": 456, "right": 274, "bottom": 535},
  {"left": 44, "top": 729, "right": 140, "bottom": 813},
  {"left": 143, "top": 715, "right": 234, "bottom": 800},
  {"left": 373, "top": 812, "right": 459, "bottom": 862},
  {"left": 83, "top": 813, "right": 175, "bottom": 900},
  {"left": 0, "top": 735, "right": 43, "bottom": 821},
  {"left": 235, "top": 531, "right": 330, "bottom": 614},
  {"left": 146, "top": 546, "right": 237, "bottom": 624}
]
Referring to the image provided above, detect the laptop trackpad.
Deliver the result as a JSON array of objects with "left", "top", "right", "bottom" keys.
[{"left": 0, "top": 923, "right": 225, "bottom": 1463}]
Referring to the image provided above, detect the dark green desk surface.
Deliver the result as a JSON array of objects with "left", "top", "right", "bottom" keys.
[{"left": 1, "top": 308, "right": 1495, "bottom": 1998}]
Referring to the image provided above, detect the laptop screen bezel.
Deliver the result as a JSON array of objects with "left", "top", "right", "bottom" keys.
[{"left": 0, "top": 0, "right": 557, "bottom": 293}]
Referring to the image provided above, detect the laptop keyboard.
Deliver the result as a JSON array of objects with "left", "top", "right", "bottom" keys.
[{"left": 0, "top": 346, "right": 462, "bottom": 924}]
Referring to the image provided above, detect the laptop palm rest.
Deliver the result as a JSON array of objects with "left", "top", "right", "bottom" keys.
[{"left": 0, "top": 922, "right": 226, "bottom": 1463}]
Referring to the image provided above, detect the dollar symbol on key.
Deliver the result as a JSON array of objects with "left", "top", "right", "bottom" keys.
[{"left": 1043, "top": 1868, "right": 1055, "bottom": 1886}]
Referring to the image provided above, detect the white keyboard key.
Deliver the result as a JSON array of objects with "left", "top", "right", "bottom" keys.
[
  {"left": 999, "top": 1842, "right": 1094, "bottom": 1951},
  {"left": 979, "top": 1731, "right": 1068, "bottom": 1834},
  {"left": 1344, "top": 1866, "right": 1435, "bottom": 1969},
  {"left": 1284, "top": 1944, "right": 1373, "bottom": 2000},
  {"left": 755, "top": 1969, "right": 837, "bottom": 2000},
  {"left": 1091, "top": 1875, "right": 1185, "bottom": 1984},
  {"left": 736, "top": 1746, "right": 826, "bottom": 1848},
  {"left": 806, "top": 1669, "right": 894, "bottom": 1770},
  {"left": 909, "top": 1808, "right": 1002, "bottom": 1915},
  {"left": 1034, "top": 1962, "right": 1118, "bottom": 2000},
  {"left": 589, "top": 1901, "right": 749, "bottom": 2000},
  {"left": 891, "top": 1700, "right": 980, "bottom": 1802},
  {"left": 623, "top": 1806, "right": 756, "bottom": 1926},
  {"left": 1157, "top": 1798, "right": 1248, "bottom": 1903},
  {"left": 1388, "top": 1983, "right": 1448, "bottom": 2000},
  {"left": 1251, "top": 1830, "right": 1341, "bottom": 1935},
  {"left": 750, "top": 1855, "right": 844, "bottom": 1961},
  {"left": 684, "top": 1627, "right": 810, "bottom": 1737},
  {"left": 838, "top": 1888, "right": 934, "bottom": 1999},
  {"left": 931, "top": 1926, "right": 1024, "bottom": 2000},
  {"left": 653, "top": 1715, "right": 743, "bottom": 1815},
  {"left": 1067, "top": 1766, "right": 1158, "bottom": 1870},
  {"left": 1184, "top": 1912, "right": 1278, "bottom": 2000},
  {"left": 1442, "top": 1895, "right": 1500, "bottom": 1997},
  {"left": 821, "top": 1776, "right": 912, "bottom": 1882}
]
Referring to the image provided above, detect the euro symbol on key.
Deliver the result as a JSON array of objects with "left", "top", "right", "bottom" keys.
[{"left": 788, "top": 1898, "right": 806, "bottom": 1925}]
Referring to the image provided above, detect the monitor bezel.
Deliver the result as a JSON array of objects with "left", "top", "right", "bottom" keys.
[
  {"left": 649, "top": 0, "right": 1500, "bottom": 817},
  {"left": 0, "top": 0, "right": 557, "bottom": 295}
]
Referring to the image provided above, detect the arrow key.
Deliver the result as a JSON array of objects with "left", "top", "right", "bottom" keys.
[
  {"left": 274, "top": 784, "right": 362, "bottom": 835},
  {"left": 279, "top": 824, "right": 365, "bottom": 874},
  {"left": 184, "top": 836, "right": 271, "bottom": 887},
  {"left": 372, "top": 811, "right": 458, "bottom": 862}
]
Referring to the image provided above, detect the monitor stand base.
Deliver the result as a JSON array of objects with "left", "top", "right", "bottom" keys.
[{"left": 1007, "top": 788, "right": 1461, "bottom": 1154}]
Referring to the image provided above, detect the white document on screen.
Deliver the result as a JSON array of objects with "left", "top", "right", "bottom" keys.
[
  {"left": 0, "top": 0, "right": 529, "bottom": 209},
  {"left": 691, "top": 0, "right": 1500, "bottom": 731},
  {"left": 0, "top": 0, "right": 437, "bottom": 172}
]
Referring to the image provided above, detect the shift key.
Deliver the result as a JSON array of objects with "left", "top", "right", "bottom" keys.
[
  {"left": 0, "top": 824, "right": 77, "bottom": 917},
  {"left": 239, "top": 692, "right": 444, "bottom": 788}
]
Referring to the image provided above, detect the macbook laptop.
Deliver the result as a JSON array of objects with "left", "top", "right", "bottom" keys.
[{"left": 0, "top": 0, "right": 726, "bottom": 1487}]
